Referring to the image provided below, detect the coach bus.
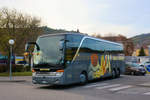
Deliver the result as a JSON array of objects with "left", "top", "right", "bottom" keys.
[{"left": 25, "top": 33, "right": 125, "bottom": 85}]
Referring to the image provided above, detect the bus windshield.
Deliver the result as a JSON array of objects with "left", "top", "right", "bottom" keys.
[{"left": 33, "top": 35, "right": 65, "bottom": 68}]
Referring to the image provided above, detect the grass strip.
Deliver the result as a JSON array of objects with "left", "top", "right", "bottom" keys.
[{"left": 0, "top": 72, "right": 32, "bottom": 76}]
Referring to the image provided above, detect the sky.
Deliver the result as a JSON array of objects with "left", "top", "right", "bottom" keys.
[{"left": 0, "top": 0, "right": 150, "bottom": 38}]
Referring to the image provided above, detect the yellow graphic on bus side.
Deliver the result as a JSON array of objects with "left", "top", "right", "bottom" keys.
[{"left": 90, "top": 54, "right": 111, "bottom": 79}]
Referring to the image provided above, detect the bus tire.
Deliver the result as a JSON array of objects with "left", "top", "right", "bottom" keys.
[
  {"left": 116, "top": 69, "right": 120, "bottom": 78},
  {"left": 80, "top": 72, "right": 87, "bottom": 85},
  {"left": 112, "top": 69, "right": 116, "bottom": 79}
]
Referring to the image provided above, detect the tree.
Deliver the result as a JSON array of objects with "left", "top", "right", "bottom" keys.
[
  {"left": 123, "top": 39, "right": 134, "bottom": 56},
  {"left": 91, "top": 33, "right": 101, "bottom": 38},
  {"left": 138, "top": 47, "right": 146, "bottom": 56},
  {"left": 0, "top": 7, "right": 43, "bottom": 55},
  {"left": 77, "top": 29, "right": 80, "bottom": 33}
]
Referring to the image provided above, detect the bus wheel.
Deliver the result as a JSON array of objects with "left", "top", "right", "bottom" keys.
[
  {"left": 80, "top": 72, "right": 87, "bottom": 85},
  {"left": 112, "top": 69, "right": 116, "bottom": 79},
  {"left": 116, "top": 69, "right": 120, "bottom": 78}
]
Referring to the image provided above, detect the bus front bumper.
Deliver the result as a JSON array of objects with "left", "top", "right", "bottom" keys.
[{"left": 32, "top": 76, "right": 64, "bottom": 85}]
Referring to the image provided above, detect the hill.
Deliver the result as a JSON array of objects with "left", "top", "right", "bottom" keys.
[
  {"left": 42, "top": 26, "right": 78, "bottom": 34},
  {"left": 131, "top": 33, "right": 150, "bottom": 48}
]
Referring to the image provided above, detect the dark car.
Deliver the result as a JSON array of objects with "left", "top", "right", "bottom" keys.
[{"left": 125, "top": 63, "right": 146, "bottom": 75}]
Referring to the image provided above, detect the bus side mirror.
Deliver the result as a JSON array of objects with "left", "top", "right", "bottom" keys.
[
  {"left": 25, "top": 44, "right": 29, "bottom": 52},
  {"left": 25, "top": 42, "right": 40, "bottom": 52}
]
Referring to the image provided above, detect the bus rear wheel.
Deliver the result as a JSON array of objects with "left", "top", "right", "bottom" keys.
[
  {"left": 112, "top": 69, "right": 116, "bottom": 79},
  {"left": 80, "top": 72, "right": 87, "bottom": 85},
  {"left": 116, "top": 69, "right": 120, "bottom": 78}
]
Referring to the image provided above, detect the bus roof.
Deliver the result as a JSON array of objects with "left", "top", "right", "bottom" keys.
[
  {"left": 39, "top": 33, "right": 123, "bottom": 47},
  {"left": 85, "top": 36, "right": 123, "bottom": 47},
  {"left": 39, "top": 33, "right": 84, "bottom": 38}
]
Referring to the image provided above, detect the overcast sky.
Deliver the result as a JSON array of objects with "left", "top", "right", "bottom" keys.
[{"left": 0, "top": 0, "right": 150, "bottom": 37}]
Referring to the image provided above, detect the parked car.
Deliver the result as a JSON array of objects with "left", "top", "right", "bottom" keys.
[
  {"left": 139, "top": 61, "right": 150, "bottom": 73},
  {"left": 139, "top": 61, "right": 150, "bottom": 67},
  {"left": 125, "top": 63, "right": 146, "bottom": 75}
]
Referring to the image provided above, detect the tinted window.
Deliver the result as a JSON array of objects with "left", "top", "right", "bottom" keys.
[
  {"left": 81, "top": 38, "right": 123, "bottom": 53},
  {"left": 81, "top": 38, "right": 96, "bottom": 52},
  {"left": 65, "top": 34, "right": 83, "bottom": 61},
  {"left": 33, "top": 35, "right": 65, "bottom": 66}
]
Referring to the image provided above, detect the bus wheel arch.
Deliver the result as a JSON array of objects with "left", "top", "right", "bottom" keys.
[{"left": 79, "top": 71, "right": 88, "bottom": 85}]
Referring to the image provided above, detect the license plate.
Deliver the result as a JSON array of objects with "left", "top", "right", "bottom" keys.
[
  {"left": 40, "top": 69, "right": 50, "bottom": 71},
  {"left": 42, "top": 81, "right": 48, "bottom": 84}
]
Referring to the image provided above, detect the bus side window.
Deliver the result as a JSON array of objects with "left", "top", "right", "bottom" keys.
[
  {"left": 85, "top": 39, "right": 96, "bottom": 52},
  {"left": 81, "top": 39, "right": 87, "bottom": 51},
  {"left": 65, "top": 35, "right": 83, "bottom": 61}
]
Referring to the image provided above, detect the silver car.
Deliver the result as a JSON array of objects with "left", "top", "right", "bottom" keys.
[{"left": 125, "top": 63, "right": 146, "bottom": 75}]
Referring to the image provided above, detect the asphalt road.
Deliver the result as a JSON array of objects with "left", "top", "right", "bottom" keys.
[{"left": 0, "top": 75, "right": 150, "bottom": 100}]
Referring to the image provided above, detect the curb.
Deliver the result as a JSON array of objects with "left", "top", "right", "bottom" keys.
[{"left": 0, "top": 80, "right": 26, "bottom": 82}]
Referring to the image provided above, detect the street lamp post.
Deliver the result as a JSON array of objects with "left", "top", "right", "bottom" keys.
[{"left": 9, "top": 39, "right": 14, "bottom": 80}]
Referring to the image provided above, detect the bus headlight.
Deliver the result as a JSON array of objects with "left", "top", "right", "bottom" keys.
[
  {"left": 55, "top": 70, "right": 64, "bottom": 76},
  {"left": 32, "top": 72, "right": 36, "bottom": 76},
  {"left": 56, "top": 72, "right": 63, "bottom": 76}
]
